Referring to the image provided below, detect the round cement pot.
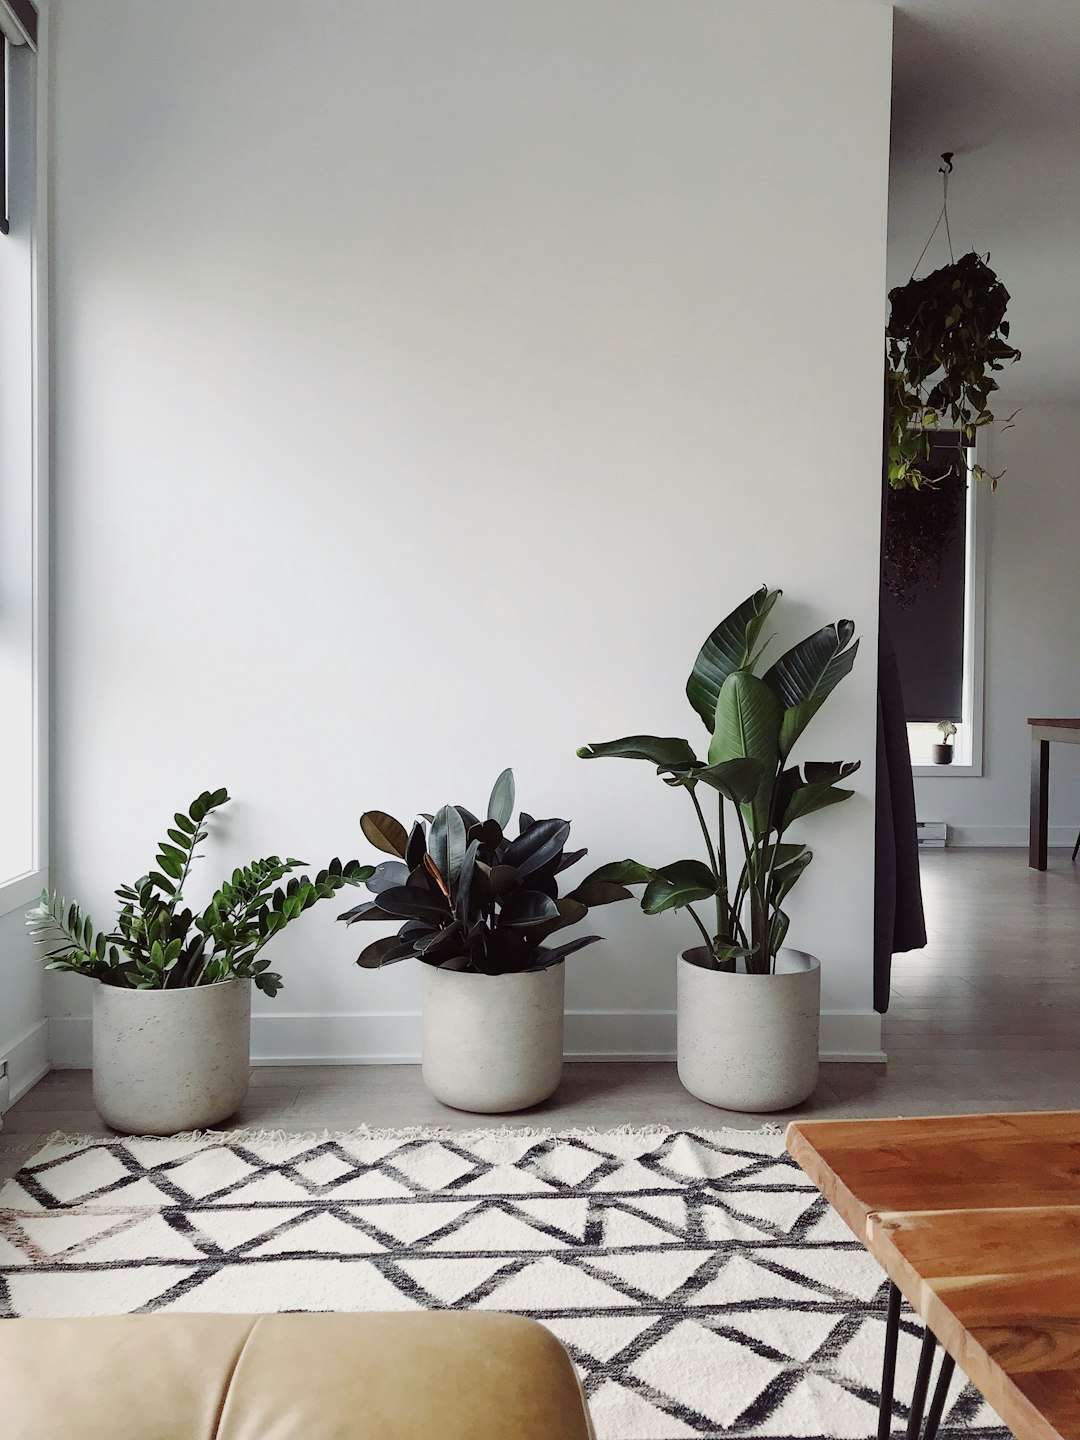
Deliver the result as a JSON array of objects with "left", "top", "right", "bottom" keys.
[
  {"left": 677, "top": 947, "right": 820, "bottom": 1112},
  {"left": 421, "top": 962, "right": 564, "bottom": 1113},
  {"left": 932, "top": 743, "right": 954, "bottom": 765},
  {"left": 93, "top": 978, "right": 252, "bottom": 1135}
]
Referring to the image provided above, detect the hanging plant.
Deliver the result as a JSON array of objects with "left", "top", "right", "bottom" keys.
[{"left": 886, "top": 155, "right": 1020, "bottom": 493}]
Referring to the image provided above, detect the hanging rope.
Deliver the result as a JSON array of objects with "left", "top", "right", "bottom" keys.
[{"left": 910, "top": 151, "right": 956, "bottom": 279}]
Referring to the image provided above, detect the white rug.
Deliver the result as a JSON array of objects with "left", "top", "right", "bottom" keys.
[{"left": 0, "top": 1126, "right": 1006, "bottom": 1440}]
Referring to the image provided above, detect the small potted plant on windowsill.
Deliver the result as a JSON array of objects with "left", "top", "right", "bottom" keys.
[
  {"left": 578, "top": 586, "right": 860, "bottom": 1113},
  {"left": 341, "top": 771, "right": 628, "bottom": 1114},
  {"left": 932, "top": 721, "right": 957, "bottom": 764},
  {"left": 26, "top": 789, "right": 369, "bottom": 1135}
]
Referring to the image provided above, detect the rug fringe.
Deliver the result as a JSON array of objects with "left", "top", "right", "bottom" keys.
[{"left": 30, "top": 1121, "right": 787, "bottom": 1158}]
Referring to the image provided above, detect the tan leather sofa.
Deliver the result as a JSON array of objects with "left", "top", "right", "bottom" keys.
[{"left": 0, "top": 1311, "right": 595, "bottom": 1439}]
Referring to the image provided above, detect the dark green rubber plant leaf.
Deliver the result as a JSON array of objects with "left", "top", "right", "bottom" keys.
[
  {"left": 502, "top": 818, "right": 571, "bottom": 878},
  {"left": 530, "top": 934, "right": 602, "bottom": 968},
  {"left": 576, "top": 735, "right": 700, "bottom": 771},
  {"left": 373, "top": 886, "right": 451, "bottom": 922},
  {"left": 360, "top": 811, "right": 409, "bottom": 859},
  {"left": 641, "top": 860, "right": 718, "bottom": 915},
  {"left": 428, "top": 804, "right": 468, "bottom": 891},
  {"left": 499, "top": 890, "right": 561, "bottom": 928},
  {"left": 365, "top": 861, "right": 410, "bottom": 894},
  {"left": 763, "top": 621, "right": 859, "bottom": 758},
  {"left": 356, "top": 935, "right": 417, "bottom": 968},
  {"left": 686, "top": 586, "right": 780, "bottom": 730},
  {"left": 487, "top": 768, "right": 516, "bottom": 829}
]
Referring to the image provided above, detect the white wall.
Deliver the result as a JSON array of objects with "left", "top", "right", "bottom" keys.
[
  {"left": 48, "top": 0, "right": 893, "bottom": 1066},
  {"left": 916, "top": 403, "right": 1080, "bottom": 847}
]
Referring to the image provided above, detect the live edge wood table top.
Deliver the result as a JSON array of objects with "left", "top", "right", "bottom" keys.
[{"left": 786, "top": 1112, "right": 1080, "bottom": 1440}]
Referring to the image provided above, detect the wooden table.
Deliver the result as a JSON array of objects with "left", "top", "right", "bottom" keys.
[
  {"left": 787, "top": 1112, "right": 1080, "bottom": 1440},
  {"left": 1029, "top": 719, "right": 1080, "bottom": 870}
]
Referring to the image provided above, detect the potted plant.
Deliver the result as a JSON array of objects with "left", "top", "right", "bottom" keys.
[
  {"left": 932, "top": 721, "right": 957, "bottom": 764},
  {"left": 340, "top": 770, "right": 628, "bottom": 1113},
  {"left": 578, "top": 586, "right": 859, "bottom": 1112},
  {"left": 26, "top": 789, "right": 369, "bottom": 1135}
]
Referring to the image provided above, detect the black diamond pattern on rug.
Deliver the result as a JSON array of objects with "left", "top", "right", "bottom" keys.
[{"left": 0, "top": 1128, "right": 1010, "bottom": 1440}]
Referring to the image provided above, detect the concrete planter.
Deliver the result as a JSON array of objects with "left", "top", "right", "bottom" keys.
[
  {"left": 93, "top": 978, "right": 252, "bottom": 1135},
  {"left": 421, "top": 962, "right": 564, "bottom": 1113},
  {"left": 677, "top": 947, "right": 820, "bottom": 1112}
]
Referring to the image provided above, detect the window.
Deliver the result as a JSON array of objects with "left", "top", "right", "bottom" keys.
[
  {"left": 0, "top": 1, "right": 44, "bottom": 899},
  {"left": 881, "top": 435, "right": 985, "bottom": 776}
]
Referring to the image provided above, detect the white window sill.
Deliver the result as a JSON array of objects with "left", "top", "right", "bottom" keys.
[
  {"left": 912, "top": 763, "right": 983, "bottom": 779},
  {"left": 0, "top": 868, "right": 47, "bottom": 918}
]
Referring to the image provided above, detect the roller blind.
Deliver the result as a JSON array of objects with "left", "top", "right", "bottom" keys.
[{"left": 881, "top": 433, "right": 969, "bottom": 724}]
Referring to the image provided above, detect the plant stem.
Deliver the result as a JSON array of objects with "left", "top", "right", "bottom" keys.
[
  {"left": 687, "top": 785, "right": 722, "bottom": 943},
  {"left": 685, "top": 904, "right": 714, "bottom": 955}
]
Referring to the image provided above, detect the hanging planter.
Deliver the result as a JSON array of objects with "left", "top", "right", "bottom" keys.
[{"left": 883, "top": 154, "right": 1021, "bottom": 601}]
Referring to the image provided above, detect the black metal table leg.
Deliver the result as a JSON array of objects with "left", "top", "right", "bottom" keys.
[
  {"left": 877, "top": 1284, "right": 957, "bottom": 1440},
  {"left": 877, "top": 1282, "right": 903, "bottom": 1440},
  {"left": 922, "top": 1353, "right": 956, "bottom": 1440},
  {"left": 905, "top": 1328, "right": 939, "bottom": 1440}
]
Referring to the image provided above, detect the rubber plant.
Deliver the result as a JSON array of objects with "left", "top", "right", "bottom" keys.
[
  {"left": 578, "top": 586, "right": 859, "bottom": 975},
  {"left": 341, "top": 770, "right": 629, "bottom": 973},
  {"left": 26, "top": 789, "right": 370, "bottom": 995}
]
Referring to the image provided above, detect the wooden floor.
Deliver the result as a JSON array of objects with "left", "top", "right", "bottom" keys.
[{"left": 2, "top": 849, "right": 1077, "bottom": 1178}]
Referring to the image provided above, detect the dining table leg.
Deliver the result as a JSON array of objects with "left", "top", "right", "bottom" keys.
[{"left": 1029, "top": 737, "right": 1049, "bottom": 870}]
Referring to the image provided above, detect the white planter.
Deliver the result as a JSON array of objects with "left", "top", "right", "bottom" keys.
[
  {"left": 677, "top": 947, "right": 820, "bottom": 1112},
  {"left": 93, "top": 978, "right": 252, "bottom": 1135},
  {"left": 421, "top": 962, "right": 564, "bottom": 1114}
]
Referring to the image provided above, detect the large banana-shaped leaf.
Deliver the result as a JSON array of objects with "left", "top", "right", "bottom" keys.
[
  {"left": 663, "top": 756, "right": 764, "bottom": 804},
  {"left": 763, "top": 621, "right": 859, "bottom": 758},
  {"left": 582, "top": 858, "right": 657, "bottom": 887},
  {"left": 641, "top": 860, "right": 717, "bottom": 915},
  {"left": 577, "top": 735, "right": 700, "bottom": 771},
  {"left": 768, "top": 843, "right": 813, "bottom": 906},
  {"left": 708, "top": 671, "right": 782, "bottom": 830},
  {"left": 686, "top": 586, "right": 780, "bottom": 730},
  {"left": 776, "top": 760, "right": 860, "bottom": 830}
]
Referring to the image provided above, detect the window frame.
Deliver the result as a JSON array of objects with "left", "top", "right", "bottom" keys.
[
  {"left": 908, "top": 441, "right": 987, "bottom": 779},
  {"left": 0, "top": 11, "right": 47, "bottom": 917}
]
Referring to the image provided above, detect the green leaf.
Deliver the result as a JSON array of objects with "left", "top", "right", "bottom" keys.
[
  {"left": 763, "top": 621, "right": 859, "bottom": 758},
  {"left": 669, "top": 756, "right": 764, "bottom": 804},
  {"left": 768, "top": 844, "right": 813, "bottom": 907},
  {"left": 686, "top": 586, "right": 781, "bottom": 729},
  {"left": 173, "top": 812, "right": 196, "bottom": 836},
  {"left": 708, "top": 671, "right": 782, "bottom": 830},
  {"left": 360, "top": 811, "right": 410, "bottom": 858},
  {"left": 641, "top": 860, "right": 717, "bottom": 915},
  {"left": 487, "top": 768, "right": 516, "bottom": 829},
  {"left": 502, "top": 818, "right": 571, "bottom": 878},
  {"left": 429, "top": 804, "right": 468, "bottom": 890},
  {"left": 565, "top": 880, "right": 632, "bottom": 907},
  {"left": 499, "top": 890, "right": 560, "bottom": 928},
  {"left": 776, "top": 761, "right": 860, "bottom": 829},
  {"left": 356, "top": 935, "right": 418, "bottom": 969},
  {"left": 576, "top": 735, "right": 700, "bottom": 770},
  {"left": 582, "top": 859, "right": 656, "bottom": 887}
]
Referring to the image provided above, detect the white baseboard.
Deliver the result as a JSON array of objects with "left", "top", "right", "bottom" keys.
[
  {"left": 0, "top": 1020, "right": 50, "bottom": 1113},
  {"left": 939, "top": 825, "right": 1076, "bottom": 848},
  {"left": 48, "top": 1008, "right": 885, "bottom": 1069}
]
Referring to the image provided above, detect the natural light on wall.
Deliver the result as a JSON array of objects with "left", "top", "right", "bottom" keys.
[{"left": 0, "top": 26, "right": 42, "bottom": 888}]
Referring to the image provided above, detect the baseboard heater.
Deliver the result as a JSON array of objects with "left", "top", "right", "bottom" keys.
[{"left": 917, "top": 820, "right": 948, "bottom": 849}]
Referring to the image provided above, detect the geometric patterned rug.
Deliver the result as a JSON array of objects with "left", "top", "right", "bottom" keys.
[{"left": 0, "top": 1126, "right": 1008, "bottom": 1440}]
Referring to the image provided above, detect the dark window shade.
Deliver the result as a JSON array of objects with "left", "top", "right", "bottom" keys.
[{"left": 881, "top": 433, "right": 968, "bottom": 724}]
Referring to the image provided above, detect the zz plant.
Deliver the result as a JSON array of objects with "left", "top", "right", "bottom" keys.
[
  {"left": 578, "top": 587, "right": 859, "bottom": 976},
  {"left": 26, "top": 789, "right": 370, "bottom": 995},
  {"left": 341, "top": 770, "right": 628, "bottom": 973}
]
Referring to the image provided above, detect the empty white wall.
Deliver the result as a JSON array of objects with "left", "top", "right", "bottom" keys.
[
  {"left": 916, "top": 403, "right": 1080, "bottom": 846},
  {"left": 48, "top": 0, "right": 893, "bottom": 1065}
]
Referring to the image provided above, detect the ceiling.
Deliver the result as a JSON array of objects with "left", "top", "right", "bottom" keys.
[{"left": 888, "top": 0, "right": 1080, "bottom": 404}]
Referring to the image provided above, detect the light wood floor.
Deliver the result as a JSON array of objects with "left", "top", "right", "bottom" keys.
[{"left": 2, "top": 849, "right": 1077, "bottom": 1178}]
